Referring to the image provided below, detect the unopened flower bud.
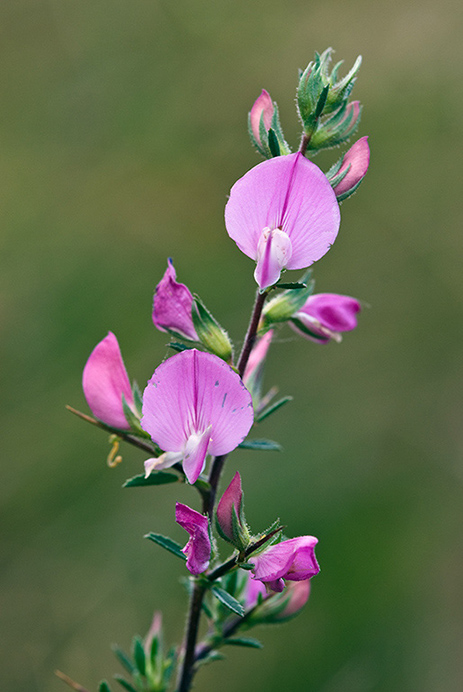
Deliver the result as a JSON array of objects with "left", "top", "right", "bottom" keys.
[
  {"left": 244, "top": 575, "right": 311, "bottom": 623},
  {"left": 82, "top": 332, "right": 136, "bottom": 430},
  {"left": 290, "top": 293, "right": 361, "bottom": 343},
  {"left": 216, "top": 472, "right": 250, "bottom": 550},
  {"left": 152, "top": 259, "right": 198, "bottom": 341},
  {"left": 309, "top": 100, "right": 362, "bottom": 151},
  {"left": 328, "top": 136, "right": 370, "bottom": 201},
  {"left": 192, "top": 295, "right": 233, "bottom": 362},
  {"left": 248, "top": 90, "right": 291, "bottom": 158}
]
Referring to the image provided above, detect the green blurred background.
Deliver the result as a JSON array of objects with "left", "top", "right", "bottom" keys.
[{"left": 1, "top": 0, "right": 462, "bottom": 690}]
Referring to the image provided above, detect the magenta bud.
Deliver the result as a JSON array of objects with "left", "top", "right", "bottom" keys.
[
  {"left": 290, "top": 293, "right": 361, "bottom": 343},
  {"left": 330, "top": 136, "right": 370, "bottom": 199},
  {"left": 82, "top": 332, "right": 135, "bottom": 429},
  {"left": 250, "top": 535, "right": 319, "bottom": 592},
  {"left": 175, "top": 503, "right": 211, "bottom": 575},
  {"left": 216, "top": 472, "right": 250, "bottom": 549},
  {"left": 152, "top": 259, "right": 198, "bottom": 341},
  {"left": 249, "top": 89, "right": 274, "bottom": 148}
]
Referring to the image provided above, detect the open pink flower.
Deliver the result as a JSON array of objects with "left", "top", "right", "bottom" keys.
[
  {"left": 225, "top": 153, "right": 340, "bottom": 290},
  {"left": 152, "top": 259, "right": 198, "bottom": 341},
  {"left": 250, "top": 535, "right": 319, "bottom": 592},
  {"left": 82, "top": 332, "right": 135, "bottom": 429},
  {"left": 175, "top": 503, "right": 211, "bottom": 575},
  {"left": 291, "top": 293, "right": 361, "bottom": 343},
  {"left": 141, "top": 349, "right": 253, "bottom": 484}
]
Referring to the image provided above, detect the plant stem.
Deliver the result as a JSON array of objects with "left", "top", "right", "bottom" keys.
[{"left": 176, "top": 288, "right": 269, "bottom": 691}]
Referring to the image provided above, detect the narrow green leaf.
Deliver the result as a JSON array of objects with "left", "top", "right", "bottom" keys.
[
  {"left": 111, "top": 645, "right": 135, "bottom": 675},
  {"left": 123, "top": 472, "right": 179, "bottom": 488},
  {"left": 225, "top": 637, "right": 263, "bottom": 649},
  {"left": 132, "top": 635, "right": 146, "bottom": 677},
  {"left": 168, "top": 341, "right": 193, "bottom": 353},
  {"left": 211, "top": 586, "right": 244, "bottom": 617},
  {"left": 145, "top": 533, "right": 186, "bottom": 561},
  {"left": 196, "top": 651, "right": 226, "bottom": 668},
  {"left": 113, "top": 676, "right": 138, "bottom": 692},
  {"left": 99, "top": 682, "right": 112, "bottom": 692},
  {"left": 238, "top": 439, "right": 282, "bottom": 452},
  {"left": 275, "top": 282, "right": 307, "bottom": 290},
  {"left": 256, "top": 396, "right": 293, "bottom": 423}
]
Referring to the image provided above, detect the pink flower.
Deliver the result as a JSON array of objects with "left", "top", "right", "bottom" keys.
[
  {"left": 249, "top": 89, "right": 274, "bottom": 148},
  {"left": 243, "top": 331, "right": 273, "bottom": 388},
  {"left": 216, "top": 472, "right": 249, "bottom": 548},
  {"left": 152, "top": 259, "right": 198, "bottom": 341},
  {"left": 175, "top": 503, "right": 211, "bottom": 575},
  {"left": 82, "top": 332, "right": 135, "bottom": 429},
  {"left": 225, "top": 153, "right": 340, "bottom": 290},
  {"left": 331, "top": 136, "right": 370, "bottom": 199},
  {"left": 291, "top": 292, "right": 361, "bottom": 343},
  {"left": 141, "top": 350, "right": 253, "bottom": 484},
  {"left": 250, "top": 535, "right": 319, "bottom": 592}
]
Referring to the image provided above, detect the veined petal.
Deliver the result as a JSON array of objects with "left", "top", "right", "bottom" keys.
[
  {"left": 291, "top": 293, "right": 361, "bottom": 343},
  {"left": 82, "top": 332, "right": 134, "bottom": 429},
  {"left": 141, "top": 350, "right": 253, "bottom": 475},
  {"left": 254, "top": 227, "right": 292, "bottom": 290},
  {"left": 175, "top": 502, "right": 211, "bottom": 575},
  {"left": 225, "top": 153, "right": 340, "bottom": 271},
  {"left": 182, "top": 426, "right": 212, "bottom": 484},
  {"left": 250, "top": 535, "right": 319, "bottom": 586}
]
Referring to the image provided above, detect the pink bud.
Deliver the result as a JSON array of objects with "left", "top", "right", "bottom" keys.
[
  {"left": 291, "top": 293, "right": 361, "bottom": 343},
  {"left": 249, "top": 90, "right": 274, "bottom": 147},
  {"left": 216, "top": 472, "right": 246, "bottom": 544},
  {"left": 152, "top": 259, "right": 198, "bottom": 341},
  {"left": 82, "top": 332, "right": 134, "bottom": 429},
  {"left": 175, "top": 503, "right": 211, "bottom": 575},
  {"left": 274, "top": 579, "right": 311, "bottom": 619},
  {"left": 250, "top": 535, "right": 319, "bottom": 592},
  {"left": 331, "top": 136, "right": 370, "bottom": 198}
]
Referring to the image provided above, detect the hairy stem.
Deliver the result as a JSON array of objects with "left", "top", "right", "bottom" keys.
[{"left": 176, "top": 288, "right": 269, "bottom": 691}]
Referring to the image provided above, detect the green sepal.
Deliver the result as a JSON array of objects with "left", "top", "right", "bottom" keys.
[
  {"left": 328, "top": 162, "right": 350, "bottom": 189},
  {"left": 225, "top": 637, "right": 263, "bottom": 649},
  {"left": 113, "top": 676, "right": 138, "bottom": 692},
  {"left": 132, "top": 635, "right": 146, "bottom": 677},
  {"left": 111, "top": 645, "right": 135, "bottom": 675},
  {"left": 211, "top": 586, "right": 245, "bottom": 617},
  {"left": 267, "top": 128, "right": 280, "bottom": 157},
  {"left": 168, "top": 341, "right": 194, "bottom": 353},
  {"left": 98, "top": 682, "right": 112, "bottom": 692},
  {"left": 262, "top": 271, "right": 315, "bottom": 325},
  {"left": 123, "top": 472, "right": 180, "bottom": 488},
  {"left": 238, "top": 562, "right": 254, "bottom": 570},
  {"left": 255, "top": 396, "right": 293, "bottom": 423},
  {"left": 192, "top": 294, "right": 233, "bottom": 362},
  {"left": 336, "top": 176, "right": 364, "bottom": 202},
  {"left": 145, "top": 533, "right": 186, "bottom": 561},
  {"left": 238, "top": 438, "right": 282, "bottom": 452},
  {"left": 131, "top": 382, "right": 143, "bottom": 418},
  {"left": 121, "top": 395, "right": 143, "bottom": 434},
  {"left": 290, "top": 317, "right": 330, "bottom": 342},
  {"left": 247, "top": 111, "right": 266, "bottom": 157}
]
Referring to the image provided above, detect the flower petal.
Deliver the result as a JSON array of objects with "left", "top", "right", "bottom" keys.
[
  {"left": 82, "top": 332, "right": 134, "bottom": 429},
  {"left": 225, "top": 153, "right": 340, "bottom": 271},
  {"left": 182, "top": 426, "right": 212, "bottom": 484},
  {"left": 175, "top": 502, "right": 211, "bottom": 575},
  {"left": 141, "top": 350, "right": 253, "bottom": 464},
  {"left": 152, "top": 259, "right": 198, "bottom": 341},
  {"left": 254, "top": 228, "right": 293, "bottom": 290}
]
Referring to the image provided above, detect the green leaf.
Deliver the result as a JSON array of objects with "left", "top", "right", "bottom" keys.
[
  {"left": 132, "top": 635, "right": 146, "bottom": 677},
  {"left": 123, "top": 472, "right": 179, "bottom": 488},
  {"left": 275, "top": 282, "right": 307, "bottom": 290},
  {"left": 111, "top": 645, "right": 135, "bottom": 675},
  {"left": 238, "top": 438, "right": 282, "bottom": 452},
  {"left": 99, "top": 682, "right": 112, "bottom": 692},
  {"left": 145, "top": 533, "right": 186, "bottom": 561},
  {"left": 121, "top": 395, "right": 142, "bottom": 433},
  {"left": 211, "top": 586, "right": 244, "bottom": 617},
  {"left": 225, "top": 637, "right": 263, "bottom": 649},
  {"left": 168, "top": 341, "right": 194, "bottom": 353},
  {"left": 196, "top": 650, "right": 226, "bottom": 668},
  {"left": 113, "top": 676, "right": 138, "bottom": 692},
  {"left": 256, "top": 396, "right": 293, "bottom": 423}
]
